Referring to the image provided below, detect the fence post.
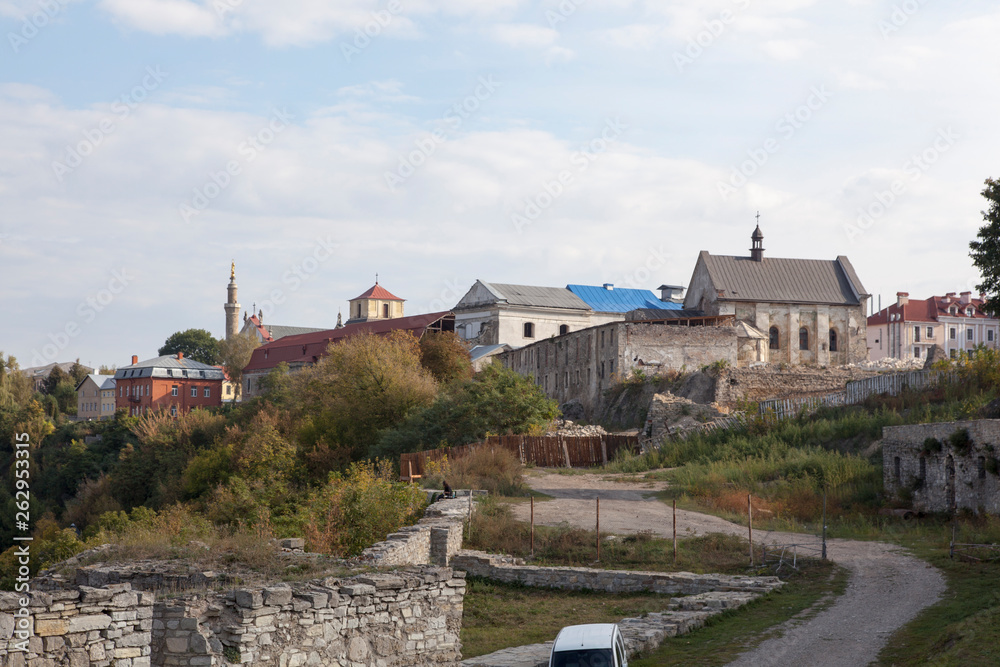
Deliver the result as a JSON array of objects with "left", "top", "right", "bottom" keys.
[
  {"left": 596, "top": 497, "right": 600, "bottom": 563},
  {"left": 822, "top": 488, "right": 827, "bottom": 560},
  {"left": 672, "top": 499, "right": 677, "bottom": 565},
  {"left": 748, "top": 494, "right": 754, "bottom": 566},
  {"left": 530, "top": 496, "right": 535, "bottom": 557}
]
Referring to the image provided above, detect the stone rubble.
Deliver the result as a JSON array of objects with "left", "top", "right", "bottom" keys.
[{"left": 545, "top": 419, "right": 609, "bottom": 437}]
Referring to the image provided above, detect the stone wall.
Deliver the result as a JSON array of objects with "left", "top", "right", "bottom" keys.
[
  {"left": 644, "top": 392, "right": 727, "bottom": 444},
  {"left": 714, "top": 366, "right": 877, "bottom": 407},
  {"left": 450, "top": 551, "right": 783, "bottom": 596},
  {"left": 883, "top": 420, "right": 1000, "bottom": 514},
  {"left": 2, "top": 568, "right": 466, "bottom": 667},
  {"left": 0, "top": 583, "right": 154, "bottom": 667},
  {"left": 357, "top": 496, "right": 468, "bottom": 567},
  {"left": 500, "top": 321, "right": 738, "bottom": 419}
]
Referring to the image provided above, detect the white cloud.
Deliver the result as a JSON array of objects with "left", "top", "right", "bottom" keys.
[
  {"left": 760, "top": 38, "right": 813, "bottom": 60},
  {"left": 98, "top": 0, "right": 222, "bottom": 37},
  {"left": 489, "top": 22, "right": 558, "bottom": 48}
]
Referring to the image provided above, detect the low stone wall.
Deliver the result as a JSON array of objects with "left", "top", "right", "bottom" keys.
[
  {"left": 358, "top": 496, "right": 468, "bottom": 567},
  {"left": 0, "top": 583, "right": 154, "bottom": 667},
  {"left": 2, "top": 568, "right": 466, "bottom": 667},
  {"left": 450, "top": 550, "right": 783, "bottom": 596},
  {"left": 715, "top": 367, "right": 876, "bottom": 406}
]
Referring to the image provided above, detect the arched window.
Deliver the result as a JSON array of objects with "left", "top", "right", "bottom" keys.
[
  {"left": 559, "top": 324, "right": 569, "bottom": 335},
  {"left": 799, "top": 327, "right": 809, "bottom": 351},
  {"left": 829, "top": 329, "right": 838, "bottom": 352},
  {"left": 768, "top": 327, "right": 779, "bottom": 350}
]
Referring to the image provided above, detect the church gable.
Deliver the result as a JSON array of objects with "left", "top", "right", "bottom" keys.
[{"left": 454, "top": 280, "right": 504, "bottom": 310}]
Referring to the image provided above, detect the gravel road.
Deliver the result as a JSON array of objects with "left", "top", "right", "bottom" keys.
[{"left": 512, "top": 471, "right": 946, "bottom": 667}]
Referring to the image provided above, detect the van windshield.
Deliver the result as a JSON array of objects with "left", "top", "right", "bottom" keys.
[{"left": 551, "top": 648, "right": 614, "bottom": 667}]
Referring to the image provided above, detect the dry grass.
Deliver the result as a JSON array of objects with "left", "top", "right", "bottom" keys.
[{"left": 421, "top": 447, "right": 530, "bottom": 496}]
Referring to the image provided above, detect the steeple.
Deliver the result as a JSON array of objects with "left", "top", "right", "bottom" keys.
[
  {"left": 750, "top": 215, "right": 764, "bottom": 262},
  {"left": 225, "top": 261, "right": 240, "bottom": 339}
]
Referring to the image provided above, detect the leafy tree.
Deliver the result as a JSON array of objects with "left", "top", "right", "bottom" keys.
[
  {"left": 419, "top": 331, "right": 473, "bottom": 384},
  {"left": 218, "top": 331, "right": 260, "bottom": 400},
  {"left": 42, "top": 365, "right": 69, "bottom": 395},
  {"left": 0, "top": 353, "right": 32, "bottom": 412},
  {"left": 98, "top": 365, "right": 117, "bottom": 375},
  {"left": 158, "top": 329, "right": 221, "bottom": 365},
  {"left": 68, "top": 359, "right": 89, "bottom": 385},
  {"left": 375, "top": 361, "right": 559, "bottom": 458},
  {"left": 296, "top": 331, "right": 438, "bottom": 466},
  {"left": 969, "top": 177, "right": 1000, "bottom": 315}
]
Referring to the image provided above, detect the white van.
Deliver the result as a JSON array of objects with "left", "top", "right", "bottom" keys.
[{"left": 548, "top": 623, "right": 629, "bottom": 667}]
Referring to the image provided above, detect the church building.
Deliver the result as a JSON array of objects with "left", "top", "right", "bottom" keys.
[{"left": 683, "top": 225, "right": 870, "bottom": 366}]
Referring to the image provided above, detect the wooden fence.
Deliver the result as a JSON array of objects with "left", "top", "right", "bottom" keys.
[{"left": 399, "top": 433, "right": 640, "bottom": 478}]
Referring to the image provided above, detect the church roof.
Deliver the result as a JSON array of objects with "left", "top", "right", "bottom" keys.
[
  {"left": 697, "top": 252, "right": 869, "bottom": 306},
  {"left": 244, "top": 315, "right": 326, "bottom": 343},
  {"left": 351, "top": 283, "right": 404, "bottom": 301}
]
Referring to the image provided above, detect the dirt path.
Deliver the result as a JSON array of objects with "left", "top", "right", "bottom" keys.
[{"left": 512, "top": 471, "right": 946, "bottom": 667}]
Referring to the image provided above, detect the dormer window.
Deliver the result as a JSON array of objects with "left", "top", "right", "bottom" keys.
[
  {"left": 950, "top": 307, "right": 957, "bottom": 315},
  {"left": 967, "top": 307, "right": 974, "bottom": 316}
]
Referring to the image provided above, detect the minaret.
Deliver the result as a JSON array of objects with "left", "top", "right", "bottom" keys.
[{"left": 225, "top": 261, "right": 240, "bottom": 339}]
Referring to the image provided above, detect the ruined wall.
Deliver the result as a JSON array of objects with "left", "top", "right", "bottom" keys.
[
  {"left": 450, "top": 551, "right": 782, "bottom": 596},
  {"left": 714, "top": 366, "right": 877, "bottom": 406},
  {"left": 883, "top": 420, "right": 1000, "bottom": 514},
  {"left": 0, "top": 582, "right": 154, "bottom": 667},
  {"left": 357, "top": 496, "right": 468, "bottom": 567},
  {"left": 500, "top": 322, "right": 737, "bottom": 418},
  {"left": 2, "top": 568, "right": 466, "bottom": 667}
]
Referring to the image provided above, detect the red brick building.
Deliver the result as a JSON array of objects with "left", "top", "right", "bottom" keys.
[{"left": 114, "top": 353, "right": 225, "bottom": 416}]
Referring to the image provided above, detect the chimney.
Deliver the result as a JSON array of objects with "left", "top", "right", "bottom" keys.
[
  {"left": 896, "top": 292, "right": 909, "bottom": 307},
  {"left": 131, "top": 355, "right": 138, "bottom": 365},
  {"left": 960, "top": 291, "right": 972, "bottom": 304},
  {"left": 177, "top": 352, "right": 184, "bottom": 361}
]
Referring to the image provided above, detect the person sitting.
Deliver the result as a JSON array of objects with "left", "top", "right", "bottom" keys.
[{"left": 442, "top": 480, "right": 454, "bottom": 499}]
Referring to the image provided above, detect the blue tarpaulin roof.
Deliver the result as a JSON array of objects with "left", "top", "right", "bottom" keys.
[{"left": 566, "top": 284, "right": 683, "bottom": 313}]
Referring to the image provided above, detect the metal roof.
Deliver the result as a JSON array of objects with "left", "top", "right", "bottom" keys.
[
  {"left": 350, "top": 283, "right": 404, "bottom": 301},
  {"left": 114, "top": 355, "right": 226, "bottom": 381},
  {"left": 626, "top": 308, "right": 708, "bottom": 321},
  {"left": 482, "top": 282, "right": 591, "bottom": 311},
  {"left": 266, "top": 324, "right": 327, "bottom": 340},
  {"left": 700, "top": 252, "right": 869, "bottom": 305},
  {"left": 567, "top": 284, "right": 682, "bottom": 313},
  {"left": 469, "top": 344, "right": 510, "bottom": 363}
]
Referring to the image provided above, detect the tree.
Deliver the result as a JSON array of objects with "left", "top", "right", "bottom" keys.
[
  {"left": 217, "top": 331, "right": 260, "bottom": 400},
  {"left": 419, "top": 331, "right": 473, "bottom": 384},
  {"left": 158, "top": 329, "right": 221, "bottom": 365},
  {"left": 0, "top": 353, "right": 32, "bottom": 411},
  {"left": 68, "top": 359, "right": 89, "bottom": 385},
  {"left": 969, "top": 177, "right": 1000, "bottom": 315},
  {"left": 375, "top": 361, "right": 559, "bottom": 458},
  {"left": 42, "top": 365, "right": 69, "bottom": 395},
  {"left": 296, "top": 331, "right": 438, "bottom": 467},
  {"left": 98, "top": 365, "right": 116, "bottom": 375}
]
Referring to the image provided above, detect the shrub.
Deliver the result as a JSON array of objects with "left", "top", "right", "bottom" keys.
[{"left": 422, "top": 447, "right": 529, "bottom": 496}]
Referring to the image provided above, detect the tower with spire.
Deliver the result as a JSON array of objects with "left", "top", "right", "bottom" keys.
[
  {"left": 225, "top": 261, "right": 240, "bottom": 339},
  {"left": 750, "top": 214, "right": 765, "bottom": 262}
]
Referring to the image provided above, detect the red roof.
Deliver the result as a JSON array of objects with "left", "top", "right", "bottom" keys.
[
  {"left": 351, "top": 283, "right": 404, "bottom": 301},
  {"left": 243, "top": 311, "right": 454, "bottom": 373},
  {"left": 868, "top": 294, "right": 992, "bottom": 326}
]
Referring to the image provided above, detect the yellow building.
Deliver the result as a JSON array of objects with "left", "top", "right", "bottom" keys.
[{"left": 346, "top": 281, "right": 405, "bottom": 324}]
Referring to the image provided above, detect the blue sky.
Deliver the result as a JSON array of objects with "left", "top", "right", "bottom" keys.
[{"left": 2, "top": 0, "right": 998, "bottom": 369}]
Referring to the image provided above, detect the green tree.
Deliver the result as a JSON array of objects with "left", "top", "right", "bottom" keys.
[
  {"left": 218, "top": 331, "right": 260, "bottom": 400},
  {"left": 375, "top": 361, "right": 559, "bottom": 457},
  {"left": 98, "top": 365, "right": 116, "bottom": 375},
  {"left": 969, "top": 177, "right": 1000, "bottom": 315},
  {"left": 158, "top": 329, "right": 221, "bottom": 365},
  {"left": 297, "top": 331, "right": 438, "bottom": 466},
  {"left": 0, "top": 353, "right": 32, "bottom": 411},
  {"left": 419, "top": 331, "right": 473, "bottom": 384},
  {"left": 68, "top": 359, "right": 89, "bottom": 385},
  {"left": 42, "top": 365, "right": 69, "bottom": 395}
]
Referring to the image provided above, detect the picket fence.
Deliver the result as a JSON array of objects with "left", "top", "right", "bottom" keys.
[{"left": 399, "top": 433, "right": 640, "bottom": 478}]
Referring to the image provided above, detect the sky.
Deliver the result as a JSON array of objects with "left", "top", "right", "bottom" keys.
[{"left": 2, "top": 0, "right": 998, "bottom": 370}]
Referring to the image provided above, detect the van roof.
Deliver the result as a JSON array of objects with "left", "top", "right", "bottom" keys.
[{"left": 552, "top": 624, "right": 617, "bottom": 651}]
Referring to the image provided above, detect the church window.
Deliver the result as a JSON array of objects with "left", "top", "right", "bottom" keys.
[
  {"left": 523, "top": 322, "right": 535, "bottom": 338},
  {"left": 768, "top": 327, "right": 779, "bottom": 350},
  {"left": 383, "top": 303, "right": 389, "bottom": 318},
  {"left": 829, "top": 329, "right": 838, "bottom": 352},
  {"left": 799, "top": 328, "right": 809, "bottom": 351}
]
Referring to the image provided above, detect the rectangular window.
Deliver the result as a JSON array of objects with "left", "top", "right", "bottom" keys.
[
  {"left": 968, "top": 329, "right": 975, "bottom": 341},
  {"left": 914, "top": 347, "right": 920, "bottom": 358},
  {"left": 171, "top": 385, "right": 178, "bottom": 396},
  {"left": 990, "top": 330, "right": 995, "bottom": 342},
  {"left": 204, "top": 387, "right": 211, "bottom": 397},
  {"left": 950, "top": 328, "right": 957, "bottom": 340},
  {"left": 914, "top": 326, "right": 920, "bottom": 342},
  {"left": 191, "top": 386, "right": 198, "bottom": 397},
  {"left": 927, "top": 326, "right": 934, "bottom": 338}
]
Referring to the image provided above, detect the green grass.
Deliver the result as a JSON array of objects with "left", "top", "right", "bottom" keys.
[
  {"left": 631, "top": 560, "right": 847, "bottom": 666},
  {"left": 461, "top": 578, "right": 673, "bottom": 658}
]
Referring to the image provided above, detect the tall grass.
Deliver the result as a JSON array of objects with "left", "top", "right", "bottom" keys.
[{"left": 421, "top": 447, "right": 530, "bottom": 496}]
